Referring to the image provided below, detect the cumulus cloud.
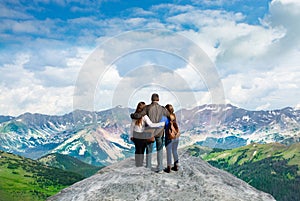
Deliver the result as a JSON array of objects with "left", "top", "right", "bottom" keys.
[
  {"left": 266, "top": 0, "right": 300, "bottom": 54},
  {"left": 218, "top": 0, "right": 299, "bottom": 110},
  {"left": 73, "top": 29, "right": 225, "bottom": 113},
  {"left": 0, "top": 84, "right": 74, "bottom": 116},
  {"left": 0, "top": 48, "right": 89, "bottom": 116},
  {"left": 0, "top": 54, "right": 34, "bottom": 88},
  {"left": 222, "top": 65, "right": 300, "bottom": 110},
  {"left": 0, "top": 0, "right": 300, "bottom": 115},
  {"left": 167, "top": 8, "right": 285, "bottom": 73}
]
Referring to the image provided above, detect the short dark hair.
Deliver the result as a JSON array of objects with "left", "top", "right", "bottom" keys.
[{"left": 151, "top": 93, "right": 159, "bottom": 101}]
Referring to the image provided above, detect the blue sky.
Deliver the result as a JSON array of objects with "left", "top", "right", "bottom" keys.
[{"left": 0, "top": 0, "right": 299, "bottom": 116}]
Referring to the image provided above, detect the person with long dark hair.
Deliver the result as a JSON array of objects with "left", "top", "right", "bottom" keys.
[
  {"left": 164, "top": 104, "right": 180, "bottom": 173},
  {"left": 130, "top": 101, "right": 165, "bottom": 167},
  {"left": 130, "top": 94, "right": 169, "bottom": 172}
]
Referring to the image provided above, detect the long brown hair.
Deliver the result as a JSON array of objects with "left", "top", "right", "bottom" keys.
[
  {"left": 166, "top": 104, "right": 179, "bottom": 132},
  {"left": 135, "top": 102, "right": 146, "bottom": 126},
  {"left": 165, "top": 104, "right": 174, "bottom": 114},
  {"left": 169, "top": 113, "right": 179, "bottom": 132}
]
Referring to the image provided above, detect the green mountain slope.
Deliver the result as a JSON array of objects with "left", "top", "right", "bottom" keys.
[
  {"left": 38, "top": 153, "right": 103, "bottom": 178},
  {"left": 0, "top": 151, "right": 84, "bottom": 201},
  {"left": 187, "top": 143, "right": 300, "bottom": 201}
]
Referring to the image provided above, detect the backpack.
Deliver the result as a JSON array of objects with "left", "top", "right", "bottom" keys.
[{"left": 168, "top": 121, "right": 180, "bottom": 140}]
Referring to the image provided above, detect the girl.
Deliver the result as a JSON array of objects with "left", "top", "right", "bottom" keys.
[
  {"left": 130, "top": 102, "right": 165, "bottom": 167},
  {"left": 164, "top": 104, "right": 180, "bottom": 173}
]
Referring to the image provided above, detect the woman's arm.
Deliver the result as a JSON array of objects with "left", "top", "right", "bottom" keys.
[
  {"left": 144, "top": 115, "right": 165, "bottom": 127},
  {"left": 129, "top": 120, "right": 135, "bottom": 139}
]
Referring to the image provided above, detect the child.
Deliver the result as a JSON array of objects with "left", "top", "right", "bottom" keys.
[
  {"left": 164, "top": 104, "right": 180, "bottom": 173},
  {"left": 130, "top": 102, "right": 165, "bottom": 167}
]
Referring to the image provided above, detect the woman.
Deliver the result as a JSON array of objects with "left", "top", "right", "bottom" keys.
[
  {"left": 130, "top": 102, "right": 165, "bottom": 167},
  {"left": 164, "top": 104, "right": 180, "bottom": 173}
]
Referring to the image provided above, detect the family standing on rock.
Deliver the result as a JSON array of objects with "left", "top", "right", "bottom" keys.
[{"left": 130, "top": 93, "right": 180, "bottom": 173}]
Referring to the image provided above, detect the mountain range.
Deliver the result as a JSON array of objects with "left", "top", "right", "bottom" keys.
[{"left": 0, "top": 104, "right": 299, "bottom": 166}]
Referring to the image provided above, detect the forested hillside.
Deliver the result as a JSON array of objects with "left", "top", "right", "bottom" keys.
[
  {"left": 188, "top": 143, "right": 300, "bottom": 201},
  {"left": 0, "top": 151, "right": 84, "bottom": 201}
]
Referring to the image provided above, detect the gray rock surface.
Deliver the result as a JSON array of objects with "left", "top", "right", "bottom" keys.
[{"left": 47, "top": 150, "right": 276, "bottom": 201}]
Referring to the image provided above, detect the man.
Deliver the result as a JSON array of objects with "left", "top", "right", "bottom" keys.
[{"left": 131, "top": 93, "right": 169, "bottom": 173}]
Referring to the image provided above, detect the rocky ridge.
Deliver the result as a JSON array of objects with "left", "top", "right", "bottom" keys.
[{"left": 47, "top": 150, "right": 275, "bottom": 201}]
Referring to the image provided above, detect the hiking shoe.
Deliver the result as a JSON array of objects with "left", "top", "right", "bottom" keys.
[
  {"left": 155, "top": 169, "right": 163, "bottom": 174},
  {"left": 164, "top": 166, "right": 171, "bottom": 173},
  {"left": 171, "top": 164, "right": 179, "bottom": 171}
]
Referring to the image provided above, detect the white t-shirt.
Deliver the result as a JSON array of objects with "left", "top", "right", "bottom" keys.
[{"left": 130, "top": 115, "right": 165, "bottom": 138}]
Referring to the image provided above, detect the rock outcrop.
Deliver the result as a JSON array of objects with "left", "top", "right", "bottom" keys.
[{"left": 47, "top": 150, "right": 275, "bottom": 201}]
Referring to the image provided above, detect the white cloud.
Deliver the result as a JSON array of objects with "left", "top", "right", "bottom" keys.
[
  {"left": 0, "top": 18, "right": 59, "bottom": 36},
  {"left": 0, "top": 84, "right": 74, "bottom": 116},
  {"left": 35, "top": 65, "right": 78, "bottom": 87},
  {"left": 174, "top": 64, "right": 207, "bottom": 91},
  {"left": 0, "top": 54, "right": 33, "bottom": 88},
  {"left": 97, "top": 65, "right": 122, "bottom": 91},
  {"left": 1, "top": 1, "right": 300, "bottom": 115},
  {"left": 93, "top": 64, "right": 199, "bottom": 112},
  {"left": 167, "top": 9, "right": 245, "bottom": 28},
  {"left": 272, "top": 0, "right": 300, "bottom": 6},
  {"left": 151, "top": 4, "right": 195, "bottom": 15},
  {"left": 21, "top": 44, "right": 89, "bottom": 86},
  {"left": 73, "top": 29, "right": 225, "bottom": 113},
  {"left": 222, "top": 65, "right": 300, "bottom": 110},
  {"left": 0, "top": 48, "right": 91, "bottom": 116},
  {"left": 0, "top": 3, "right": 32, "bottom": 19},
  {"left": 171, "top": 10, "right": 285, "bottom": 73},
  {"left": 128, "top": 8, "right": 155, "bottom": 17},
  {"left": 192, "top": 0, "right": 237, "bottom": 6},
  {"left": 262, "top": 0, "right": 300, "bottom": 55}
]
